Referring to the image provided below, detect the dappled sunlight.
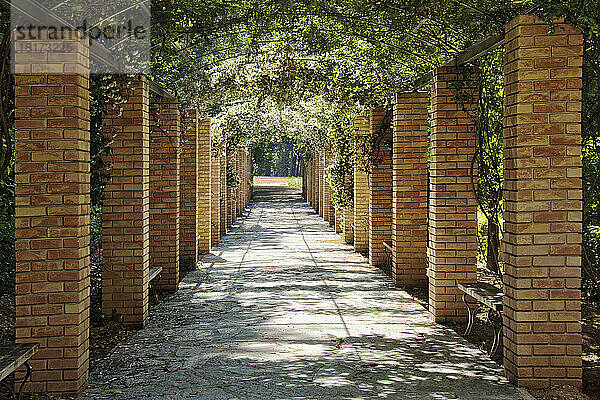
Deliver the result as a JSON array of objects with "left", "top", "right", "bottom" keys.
[{"left": 82, "top": 186, "right": 523, "bottom": 399}]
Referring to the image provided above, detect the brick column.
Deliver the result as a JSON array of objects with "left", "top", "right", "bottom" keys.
[
  {"left": 329, "top": 196, "right": 336, "bottom": 226},
  {"left": 226, "top": 152, "right": 234, "bottom": 228},
  {"left": 344, "top": 206, "right": 354, "bottom": 244},
  {"left": 302, "top": 161, "right": 307, "bottom": 199},
  {"left": 211, "top": 151, "right": 220, "bottom": 247},
  {"left": 369, "top": 108, "right": 393, "bottom": 268},
  {"left": 219, "top": 153, "right": 227, "bottom": 236},
  {"left": 14, "top": 31, "right": 90, "bottom": 394},
  {"left": 354, "top": 116, "right": 370, "bottom": 254},
  {"left": 237, "top": 150, "right": 243, "bottom": 215},
  {"left": 318, "top": 151, "right": 324, "bottom": 217},
  {"left": 392, "top": 92, "right": 429, "bottom": 287},
  {"left": 180, "top": 110, "right": 199, "bottom": 263},
  {"left": 306, "top": 160, "right": 312, "bottom": 206},
  {"left": 323, "top": 149, "right": 332, "bottom": 223},
  {"left": 334, "top": 209, "right": 342, "bottom": 233},
  {"left": 102, "top": 76, "right": 150, "bottom": 328},
  {"left": 428, "top": 66, "right": 478, "bottom": 323},
  {"left": 197, "top": 119, "right": 211, "bottom": 254},
  {"left": 312, "top": 156, "right": 319, "bottom": 213},
  {"left": 150, "top": 97, "right": 180, "bottom": 291},
  {"left": 503, "top": 14, "right": 583, "bottom": 388}
]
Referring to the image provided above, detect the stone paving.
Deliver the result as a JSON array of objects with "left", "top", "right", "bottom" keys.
[{"left": 82, "top": 185, "right": 529, "bottom": 400}]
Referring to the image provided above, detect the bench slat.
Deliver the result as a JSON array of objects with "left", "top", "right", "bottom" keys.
[
  {"left": 149, "top": 267, "right": 162, "bottom": 282},
  {"left": 383, "top": 240, "right": 392, "bottom": 252},
  {"left": 0, "top": 343, "right": 39, "bottom": 382},
  {"left": 458, "top": 282, "right": 503, "bottom": 312}
]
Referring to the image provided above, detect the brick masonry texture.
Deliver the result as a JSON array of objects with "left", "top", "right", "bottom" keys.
[
  {"left": 344, "top": 206, "right": 354, "bottom": 244},
  {"left": 322, "top": 150, "right": 332, "bottom": 222},
  {"left": 235, "top": 152, "right": 241, "bottom": 217},
  {"left": 310, "top": 159, "right": 316, "bottom": 209},
  {"left": 180, "top": 110, "right": 199, "bottom": 263},
  {"left": 102, "top": 76, "right": 150, "bottom": 329},
  {"left": 428, "top": 66, "right": 478, "bottom": 323},
  {"left": 354, "top": 116, "right": 370, "bottom": 254},
  {"left": 226, "top": 152, "right": 234, "bottom": 228},
  {"left": 150, "top": 97, "right": 180, "bottom": 292},
  {"left": 318, "top": 151, "right": 324, "bottom": 218},
  {"left": 502, "top": 14, "right": 583, "bottom": 389},
  {"left": 392, "top": 92, "right": 429, "bottom": 287},
  {"left": 312, "top": 152, "right": 318, "bottom": 213},
  {"left": 14, "top": 32, "right": 91, "bottom": 394},
  {"left": 219, "top": 154, "right": 227, "bottom": 236},
  {"left": 197, "top": 119, "right": 211, "bottom": 254},
  {"left": 211, "top": 151, "right": 221, "bottom": 247},
  {"left": 369, "top": 108, "right": 393, "bottom": 268}
]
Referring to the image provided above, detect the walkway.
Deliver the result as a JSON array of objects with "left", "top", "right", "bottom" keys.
[{"left": 82, "top": 185, "right": 527, "bottom": 400}]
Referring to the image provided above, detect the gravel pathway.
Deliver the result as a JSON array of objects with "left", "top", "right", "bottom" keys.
[{"left": 82, "top": 185, "right": 528, "bottom": 400}]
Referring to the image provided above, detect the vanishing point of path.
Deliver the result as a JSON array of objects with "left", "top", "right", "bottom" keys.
[{"left": 82, "top": 185, "right": 527, "bottom": 400}]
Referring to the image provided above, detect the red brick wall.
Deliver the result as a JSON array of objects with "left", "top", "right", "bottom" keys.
[
  {"left": 503, "top": 14, "right": 583, "bottom": 388},
  {"left": 14, "top": 31, "right": 90, "bottom": 394},
  {"left": 197, "top": 119, "right": 211, "bottom": 254},
  {"left": 428, "top": 66, "right": 478, "bottom": 323},
  {"left": 392, "top": 92, "right": 428, "bottom": 287},
  {"left": 150, "top": 97, "right": 180, "bottom": 291},
  {"left": 369, "top": 108, "right": 393, "bottom": 268},
  {"left": 354, "top": 116, "right": 370, "bottom": 254},
  {"left": 102, "top": 76, "right": 150, "bottom": 328},
  {"left": 180, "top": 110, "right": 199, "bottom": 262}
]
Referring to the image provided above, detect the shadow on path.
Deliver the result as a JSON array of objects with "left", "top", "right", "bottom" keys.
[{"left": 82, "top": 184, "right": 527, "bottom": 400}]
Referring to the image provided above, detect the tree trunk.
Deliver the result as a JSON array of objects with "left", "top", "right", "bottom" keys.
[{"left": 486, "top": 217, "right": 500, "bottom": 274}]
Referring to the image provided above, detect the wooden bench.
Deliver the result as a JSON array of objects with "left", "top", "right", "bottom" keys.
[
  {"left": 0, "top": 343, "right": 38, "bottom": 400},
  {"left": 383, "top": 240, "right": 393, "bottom": 272},
  {"left": 458, "top": 282, "right": 503, "bottom": 357},
  {"left": 149, "top": 266, "right": 162, "bottom": 304}
]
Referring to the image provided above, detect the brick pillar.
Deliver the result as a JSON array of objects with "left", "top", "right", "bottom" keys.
[
  {"left": 313, "top": 155, "right": 319, "bottom": 212},
  {"left": 354, "top": 115, "right": 370, "bottom": 254},
  {"left": 318, "top": 151, "right": 324, "bottom": 217},
  {"left": 329, "top": 198, "right": 336, "bottom": 226},
  {"left": 316, "top": 152, "right": 322, "bottom": 214},
  {"left": 197, "top": 119, "right": 211, "bottom": 254},
  {"left": 502, "top": 14, "right": 583, "bottom": 388},
  {"left": 14, "top": 30, "right": 90, "bottom": 394},
  {"left": 180, "top": 110, "right": 198, "bottom": 263},
  {"left": 392, "top": 92, "right": 429, "bottom": 287},
  {"left": 248, "top": 152, "right": 252, "bottom": 204},
  {"left": 311, "top": 157, "right": 317, "bottom": 210},
  {"left": 226, "top": 152, "right": 234, "bottom": 228},
  {"left": 236, "top": 150, "right": 242, "bottom": 215},
  {"left": 323, "top": 150, "right": 331, "bottom": 222},
  {"left": 304, "top": 161, "right": 312, "bottom": 206},
  {"left": 211, "top": 151, "right": 220, "bottom": 247},
  {"left": 344, "top": 206, "right": 354, "bottom": 244},
  {"left": 150, "top": 97, "right": 180, "bottom": 291},
  {"left": 428, "top": 66, "right": 478, "bottom": 323},
  {"left": 335, "top": 209, "right": 342, "bottom": 233},
  {"left": 302, "top": 160, "right": 307, "bottom": 199},
  {"left": 369, "top": 108, "right": 393, "bottom": 267},
  {"left": 219, "top": 153, "right": 227, "bottom": 236},
  {"left": 102, "top": 76, "right": 150, "bottom": 328}
]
